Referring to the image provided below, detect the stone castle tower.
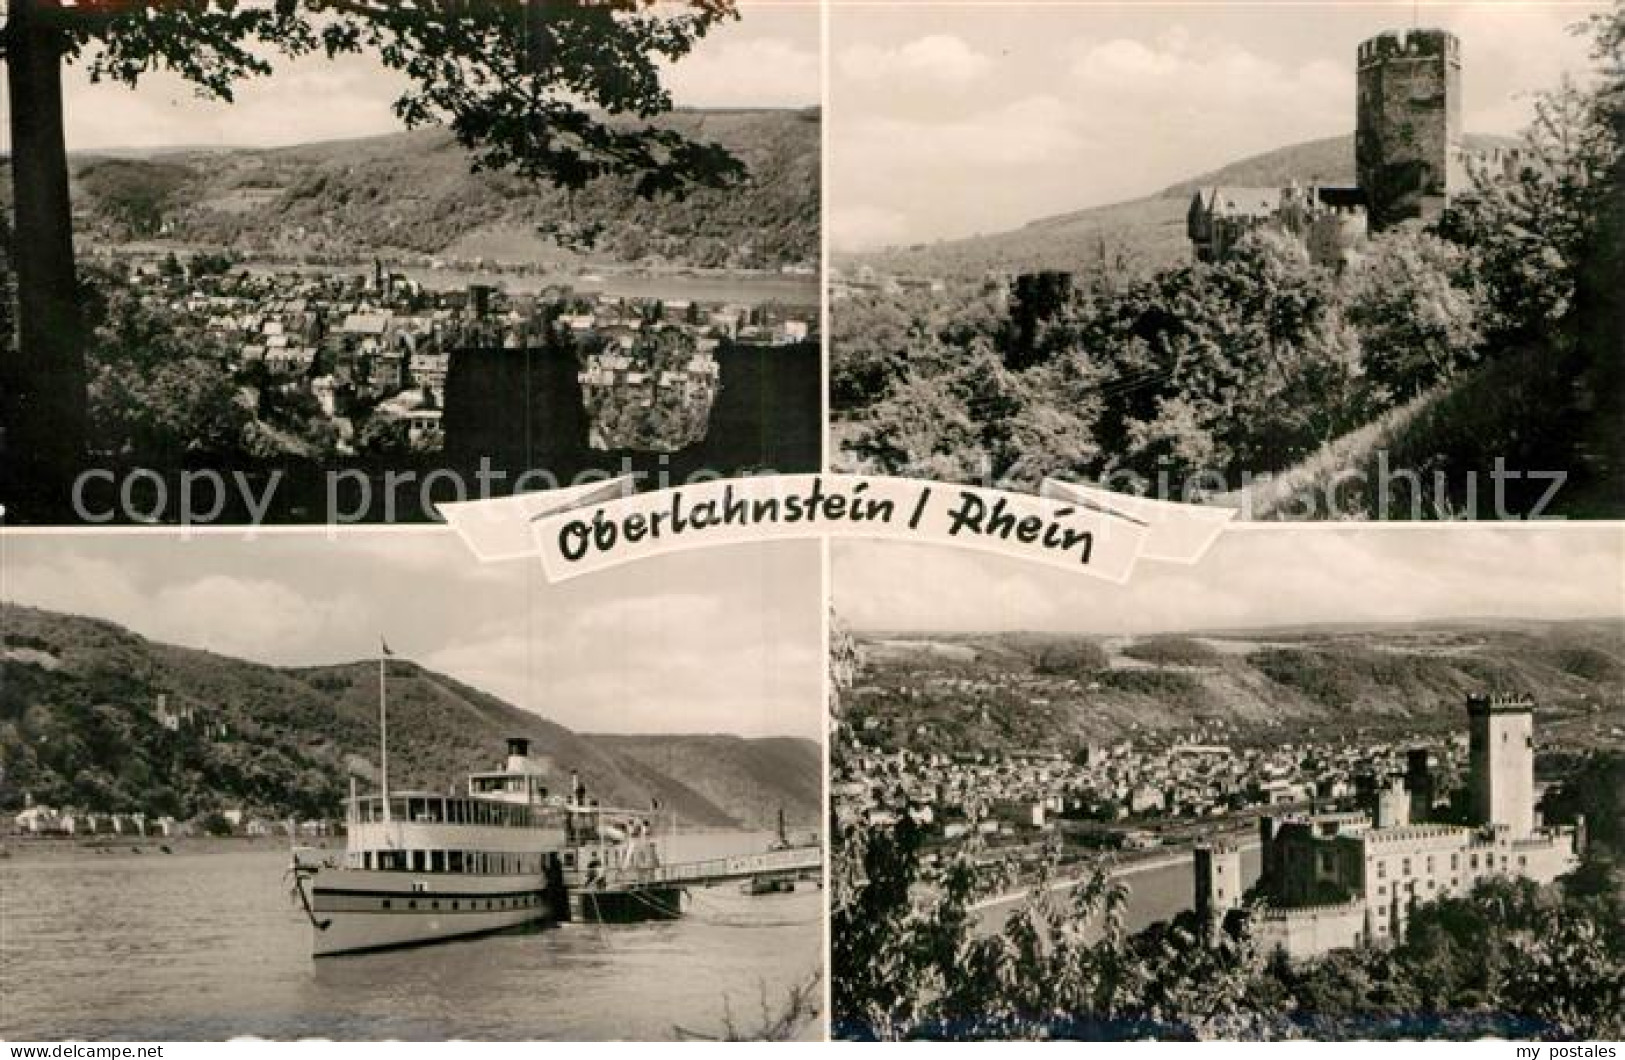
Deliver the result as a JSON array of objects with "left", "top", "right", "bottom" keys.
[
  {"left": 1355, "top": 28, "right": 1463, "bottom": 231},
  {"left": 1194, "top": 842, "right": 1243, "bottom": 924},
  {"left": 1467, "top": 692, "right": 1536, "bottom": 835}
]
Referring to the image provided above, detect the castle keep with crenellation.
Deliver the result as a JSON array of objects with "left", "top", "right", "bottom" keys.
[
  {"left": 1188, "top": 28, "right": 1532, "bottom": 268},
  {"left": 1356, "top": 29, "right": 1463, "bottom": 231},
  {"left": 1195, "top": 693, "right": 1582, "bottom": 960}
]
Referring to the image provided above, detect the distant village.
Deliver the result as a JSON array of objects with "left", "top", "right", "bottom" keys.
[
  {"left": 837, "top": 679, "right": 1597, "bottom": 960},
  {"left": 93, "top": 252, "right": 816, "bottom": 457},
  {"left": 828, "top": 264, "right": 948, "bottom": 302}
]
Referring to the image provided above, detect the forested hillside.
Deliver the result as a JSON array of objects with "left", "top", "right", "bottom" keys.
[
  {"left": 832, "top": 26, "right": 1622, "bottom": 519},
  {"left": 0, "top": 604, "right": 818, "bottom": 827}
]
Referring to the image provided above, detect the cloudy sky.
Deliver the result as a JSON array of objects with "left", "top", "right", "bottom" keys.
[
  {"left": 2, "top": 2, "right": 818, "bottom": 152},
  {"left": 830, "top": 1, "right": 1607, "bottom": 251},
  {"left": 0, "top": 530, "right": 823, "bottom": 740},
  {"left": 835, "top": 525, "right": 1625, "bottom": 634}
]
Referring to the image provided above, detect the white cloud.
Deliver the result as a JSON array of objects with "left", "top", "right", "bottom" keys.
[
  {"left": 828, "top": 204, "right": 912, "bottom": 253},
  {"left": 61, "top": 53, "right": 408, "bottom": 150},
  {"left": 830, "top": 92, "right": 1094, "bottom": 250},
  {"left": 831, "top": 27, "right": 1360, "bottom": 250},
  {"left": 1444, "top": 4, "right": 1598, "bottom": 135},
  {"left": 52, "top": 15, "right": 814, "bottom": 151},
  {"left": 1064, "top": 31, "right": 1353, "bottom": 158},
  {"left": 3, "top": 556, "right": 151, "bottom": 631},
  {"left": 839, "top": 94, "right": 1081, "bottom": 177},
  {"left": 149, "top": 576, "right": 371, "bottom": 660}
]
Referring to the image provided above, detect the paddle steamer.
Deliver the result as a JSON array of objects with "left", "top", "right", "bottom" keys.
[{"left": 291, "top": 737, "right": 571, "bottom": 956}]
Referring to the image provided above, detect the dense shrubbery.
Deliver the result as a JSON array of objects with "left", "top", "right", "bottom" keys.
[
  {"left": 83, "top": 273, "right": 260, "bottom": 463},
  {"left": 75, "top": 158, "right": 193, "bottom": 239},
  {"left": 1034, "top": 641, "right": 1111, "bottom": 677}
]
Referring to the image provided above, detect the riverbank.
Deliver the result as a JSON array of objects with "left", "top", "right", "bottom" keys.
[{"left": 971, "top": 838, "right": 1264, "bottom": 936}]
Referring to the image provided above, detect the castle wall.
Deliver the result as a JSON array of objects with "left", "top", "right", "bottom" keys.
[
  {"left": 1362, "top": 825, "right": 1474, "bottom": 944},
  {"left": 1468, "top": 697, "right": 1535, "bottom": 834}
]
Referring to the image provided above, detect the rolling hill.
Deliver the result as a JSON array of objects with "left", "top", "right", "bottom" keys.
[
  {"left": 845, "top": 132, "right": 1518, "bottom": 281},
  {"left": 842, "top": 620, "right": 1625, "bottom": 754},
  {"left": 0, "top": 603, "right": 819, "bottom": 829},
  {"left": 38, "top": 108, "right": 819, "bottom": 270},
  {"left": 588, "top": 734, "right": 821, "bottom": 839}
]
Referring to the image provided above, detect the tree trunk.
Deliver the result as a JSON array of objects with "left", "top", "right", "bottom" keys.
[{"left": 3, "top": 0, "right": 86, "bottom": 522}]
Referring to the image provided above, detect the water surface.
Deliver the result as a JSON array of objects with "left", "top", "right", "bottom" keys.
[{"left": 1, "top": 837, "right": 821, "bottom": 1041}]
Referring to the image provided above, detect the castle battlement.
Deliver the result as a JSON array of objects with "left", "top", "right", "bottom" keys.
[
  {"left": 1255, "top": 899, "right": 1367, "bottom": 922},
  {"left": 1358, "top": 29, "right": 1461, "bottom": 66}
]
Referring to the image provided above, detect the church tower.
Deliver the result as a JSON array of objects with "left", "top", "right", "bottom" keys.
[
  {"left": 1356, "top": 28, "right": 1463, "bottom": 230},
  {"left": 1467, "top": 693, "right": 1536, "bottom": 835}
]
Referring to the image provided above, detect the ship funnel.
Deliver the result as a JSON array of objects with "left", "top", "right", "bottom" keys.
[{"left": 506, "top": 737, "right": 531, "bottom": 772}]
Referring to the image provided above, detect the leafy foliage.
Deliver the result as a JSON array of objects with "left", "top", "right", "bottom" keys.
[{"left": 839, "top": 226, "right": 1396, "bottom": 492}]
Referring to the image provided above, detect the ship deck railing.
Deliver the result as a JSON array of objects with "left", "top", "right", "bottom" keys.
[{"left": 584, "top": 845, "right": 822, "bottom": 892}]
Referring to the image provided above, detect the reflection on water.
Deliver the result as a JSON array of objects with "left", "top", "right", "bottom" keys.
[{"left": 0, "top": 839, "right": 821, "bottom": 1041}]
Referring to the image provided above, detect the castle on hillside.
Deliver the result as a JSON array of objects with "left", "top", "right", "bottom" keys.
[
  {"left": 1187, "top": 28, "right": 1536, "bottom": 269},
  {"left": 1195, "top": 693, "right": 1583, "bottom": 960}
]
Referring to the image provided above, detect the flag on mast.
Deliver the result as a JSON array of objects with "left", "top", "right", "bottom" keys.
[{"left": 378, "top": 636, "right": 392, "bottom": 821}]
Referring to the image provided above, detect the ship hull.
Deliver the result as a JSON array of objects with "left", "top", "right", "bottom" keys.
[{"left": 303, "top": 867, "right": 559, "bottom": 957}]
